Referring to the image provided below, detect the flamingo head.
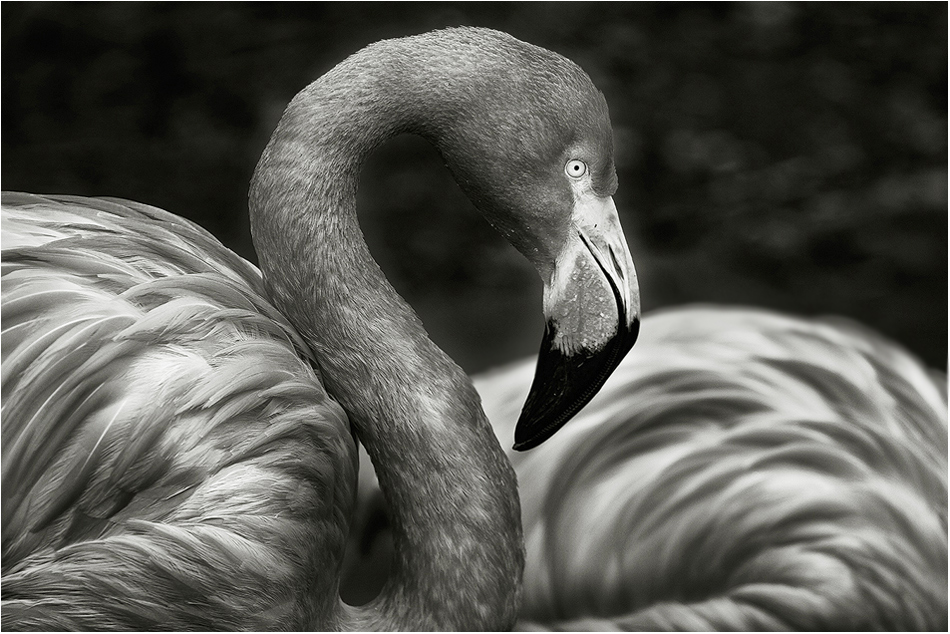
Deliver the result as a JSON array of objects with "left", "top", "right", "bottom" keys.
[{"left": 419, "top": 28, "right": 641, "bottom": 450}]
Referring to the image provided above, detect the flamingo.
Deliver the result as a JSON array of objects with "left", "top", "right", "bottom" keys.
[
  {"left": 0, "top": 27, "right": 640, "bottom": 630},
  {"left": 352, "top": 306, "right": 948, "bottom": 629}
]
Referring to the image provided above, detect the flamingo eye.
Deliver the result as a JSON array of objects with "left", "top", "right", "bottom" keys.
[{"left": 565, "top": 159, "right": 587, "bottom": 179}]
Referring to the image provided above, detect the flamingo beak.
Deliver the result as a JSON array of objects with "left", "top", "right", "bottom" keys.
[{"left": 513, "top": 195, "right": 640, "bottom": 451}]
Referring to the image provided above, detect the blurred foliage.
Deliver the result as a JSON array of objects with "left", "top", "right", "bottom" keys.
[{"left": 3, "top": 2, "right": 946, "bottom": 371}]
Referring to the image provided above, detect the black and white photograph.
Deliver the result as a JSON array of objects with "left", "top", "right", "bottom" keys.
[{"left": 2, "top": 2, "right": 947, "bottom": 630}]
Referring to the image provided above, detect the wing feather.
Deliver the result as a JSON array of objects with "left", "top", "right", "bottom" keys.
[
  {"left": 470, "top": 305, "right": 948, "bottom": 630},
  {"left": 2, "top": 193, "right": 355, "bottom": 629}
]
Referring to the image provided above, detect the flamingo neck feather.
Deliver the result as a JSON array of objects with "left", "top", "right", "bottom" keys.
[{"left": 248, "top": 31, "right": 523, "bottom": 630}]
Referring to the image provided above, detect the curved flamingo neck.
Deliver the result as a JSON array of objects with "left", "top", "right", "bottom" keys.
[{"left": 248, "top": 33, "right": 523, "bottom": 630}]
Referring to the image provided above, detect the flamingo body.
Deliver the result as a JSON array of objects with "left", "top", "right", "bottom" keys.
[
  {"left": 2, "top": 193, "right": 356, "bottom": 629},
  {"left": 1, "top": 27, "right": 643, "bottom": 630},
  {"left": 473, "top": 306, "right": 948, "bottom": 630},
  {"left": 350, "top": 306, "right": 948, "bottom": 628}
]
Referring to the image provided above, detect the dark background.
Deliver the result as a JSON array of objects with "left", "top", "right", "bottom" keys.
[{"left": 3, "top": 2, "right": 947, "bottom": 372}]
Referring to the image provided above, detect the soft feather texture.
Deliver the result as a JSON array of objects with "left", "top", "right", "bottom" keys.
[
  {"left": 350, "top": 306, "right": 948, "bottom": 630},
  {"left": 3, "top": 26, "right": 629, "bottom": 630},
  {"left": 481, "top": 306, "right": 948, "bottom": 630},
  {"left": 2, "top": 194, "right": 357, "bottom": 629}
]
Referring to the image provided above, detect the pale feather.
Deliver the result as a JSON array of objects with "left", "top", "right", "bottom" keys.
[
  {"left": 470, "top": 306, "right": 947, "bottom": 630},
  {"left": 2, "top": 193, "right": 356, "bottom": 630}
]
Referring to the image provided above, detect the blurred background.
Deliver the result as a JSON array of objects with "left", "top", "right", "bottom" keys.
[{"left": 3, "top": 2, "right": 947, "bottom": 372}]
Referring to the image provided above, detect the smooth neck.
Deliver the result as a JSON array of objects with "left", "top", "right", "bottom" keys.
[{"left": 249, "top": 35, "right": 523, "bottom": 630}]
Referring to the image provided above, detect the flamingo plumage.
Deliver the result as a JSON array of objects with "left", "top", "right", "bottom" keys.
[
  {"left": 352, "top": 306, "right": 948, "bottom": 629},
  {"left": 1, "top": 27, "right": 641, "bottom": 630},
  {"left": 3, "top": 195, "right": 352, "bottom": 629}
]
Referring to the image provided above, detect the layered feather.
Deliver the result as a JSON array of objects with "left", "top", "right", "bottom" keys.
[
  {"left": 472, "top": 306, "right": 947, "bottom": 630},
  {"left": 1, "top": 194, "right": 356, "bottom": 630},
  {"left": 348, "top": 305, "right": 947, "bottom": 629}
]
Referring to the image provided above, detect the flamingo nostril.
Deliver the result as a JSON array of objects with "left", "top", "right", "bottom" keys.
[{"left": 608, "top": 244, "right": 624, "bottom": 283}]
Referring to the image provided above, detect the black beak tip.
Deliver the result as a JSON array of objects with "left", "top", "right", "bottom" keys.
[{"left": 513, "top": 317, "right": 639, "bottom": 451}]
